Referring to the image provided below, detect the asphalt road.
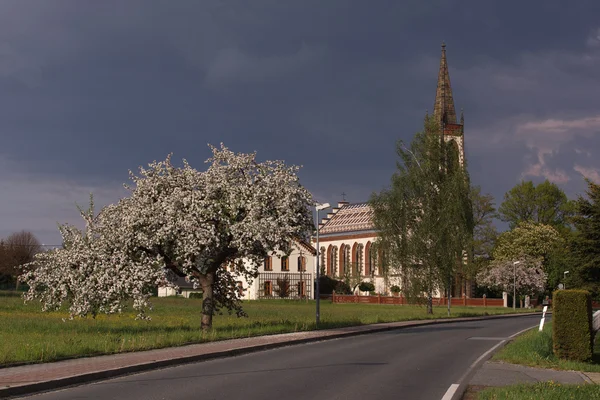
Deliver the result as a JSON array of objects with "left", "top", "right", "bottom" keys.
[{"left": 23, "top": 315, "right": 540, "bottom": 400}]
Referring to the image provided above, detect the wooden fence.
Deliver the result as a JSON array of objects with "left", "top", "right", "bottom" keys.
[{"left": 331, "top": 292, "right": 504, "bottom": 307}]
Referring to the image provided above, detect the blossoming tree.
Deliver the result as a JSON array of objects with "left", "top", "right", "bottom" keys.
[
  {"left": 476, "top": 257, "right": 546, "bottom": 304},
  {"left": 20, "top": 144, "right": 314, "bottom": 330}
]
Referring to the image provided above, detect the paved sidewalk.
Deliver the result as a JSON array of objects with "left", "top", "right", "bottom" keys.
[
  {"left": 0, "top": 313, "right": 535, "bottom": 398},
  {"left": 462, "top": 361, "right": 596, "bottom": 399},
  {"left": 470, "top": 361, "right": 592, "bottom": 386}
]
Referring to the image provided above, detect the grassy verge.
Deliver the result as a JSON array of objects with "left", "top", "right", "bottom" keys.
[
  {"left": 476, "top": 381, "right": 600, "bottom": 400},
  {"left": 0, "top": 295, "right": 531, "bottom": 366},
  {"left": 491, "top": 322, "right": 600, "bottom": 372}
]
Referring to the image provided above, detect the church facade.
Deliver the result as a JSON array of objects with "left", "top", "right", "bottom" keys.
[{"left": 313, "top": 43, "right": 471, "bottom": 297}]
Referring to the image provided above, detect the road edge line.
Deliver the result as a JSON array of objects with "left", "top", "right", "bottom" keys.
[{"left": 450, "top": 324, "right": 538, "bottom": 400}]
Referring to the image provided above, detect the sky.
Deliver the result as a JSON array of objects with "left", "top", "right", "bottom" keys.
[{"left": 1, "top": 0, "right": 600, "bottom": 247}]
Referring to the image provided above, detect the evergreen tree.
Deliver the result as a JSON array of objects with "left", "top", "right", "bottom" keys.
[
  {"left": 370, "top": 116, "right": 473, "bottom": 314},
  {"left": 569, "top": 179, "right": 600, "bottom": 299}
]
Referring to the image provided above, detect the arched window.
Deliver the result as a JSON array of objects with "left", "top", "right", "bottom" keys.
[
  {"left": 327, "top": 245, "right": 337, "bottom": 276},
  {"left": 365, "top": 242, "right": 372, "bottom": 276},
  {"left": 377, "top": 247, "right": 384, "bottom": 276},
  {"left": 281, "top": 256, "right": 289, "bottom": 271},
  {"left": 339, "top": 244, "right": 350, "bottom": 277},
  {"left": 264, "top": 256, "right": 272, "bottom": 271},
  {"left": 351, "top": 242, "right": 362, "bottom": 277},
  {"left": 297, "top": 255, "right": 306, "bottom": 272}
]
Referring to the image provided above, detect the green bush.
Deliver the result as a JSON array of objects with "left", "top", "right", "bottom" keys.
[
  {"left": 552, "top": 289, "right": 593, "bottom": 361},
  {"left": 390, "top": 285, "right": 401, "bottom": 294},
  {"left": 358, "top": 281, "right": 375, "bottom": 292},
  {"left": 188, "top": 292, "right": 203, "bottom": 299},
  {"left": 334, "top": 280, "right": 352, "bottom": 295},
  {"left": 318, "top": 276, "right": 352, "bottom": 295},
  {"left": 318, "top": 276, "right": 337, "bottom": 295}
]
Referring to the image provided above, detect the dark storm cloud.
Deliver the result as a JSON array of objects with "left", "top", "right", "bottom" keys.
[{"left": 1, "top": 0, "right": 599, "bottom": 243}]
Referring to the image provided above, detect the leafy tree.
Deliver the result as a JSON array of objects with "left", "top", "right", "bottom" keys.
[
  {"left": 371, "top": 116, "right": 473, "bottom": 314},
  {"left": 493, "top": 221, "right": 564, "bottom": 294},
  {"left": 468, "top": 186, "right": 498, "bottom": 282},
  {"left": 569, "top": 179, "right": 600, "bottom": 299},
  {"left": 498, "top": 180, "right": 574, "bottom": 230},
  {"left": 20, "top": 145, "right": 313, "bottom": 329},
  {"left": 493, "top": 221, "right": 563, "bottom": 262},
  {"left": 0, "top": 231, "right": 42, "bottom": 289},
  {"left": 476, "top": 257, "right": 546, "bottom": 306}
]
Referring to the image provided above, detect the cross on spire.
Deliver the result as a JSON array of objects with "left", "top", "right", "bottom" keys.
[{"left": 341, "top": 192, "right": 347, "bottom": 201}]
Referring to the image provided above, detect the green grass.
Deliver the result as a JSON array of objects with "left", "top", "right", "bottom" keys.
[
  {"left": 0, "top": 295, "right": 530, "bottom": 366},
  {"left": 477, "top": 381, "right": 600, "bottom": 400},
  {"left": 492, "top": 322, "right": 600, "bottom": 372}
]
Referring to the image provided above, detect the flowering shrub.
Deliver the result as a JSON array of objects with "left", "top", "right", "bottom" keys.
[
  {"left": 476, "top": 257, "right": 546, "bottom": 297},
  {"left": 20, "top": 144, "right": 313, "bottom": 329}
]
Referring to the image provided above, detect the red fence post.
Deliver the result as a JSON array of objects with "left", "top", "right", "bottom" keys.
[
  {"left": 355, "top": 293, "right": 359, "bottom": 303},
  {"left": 463, "top": 295, "right": 467, "bottom": 306},
  {"left": 483, "top": 294, "right": 487, "bottom": 307},
  {"left": 332, "top": 290, "right": 336, "bottom": 303},
  {"left": 378, "top": 293, "right": 381, "bottom": 304}
]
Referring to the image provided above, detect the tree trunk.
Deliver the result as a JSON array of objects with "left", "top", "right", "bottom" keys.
[
  {"left": 427, "top": 291, "right": 433, "bottom": 314},
  {"left": 199, "top": 272, "right": 215, "bottom": 331}
]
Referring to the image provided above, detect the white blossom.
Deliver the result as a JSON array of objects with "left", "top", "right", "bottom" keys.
[{"left": 20, "top": 144, "right": 313, "bottom": 325}]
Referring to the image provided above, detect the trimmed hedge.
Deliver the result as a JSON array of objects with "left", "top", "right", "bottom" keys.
[
  {"left": 552, "top": 289, "right": 593, "bottom": 361},
  {"left": 358, "top": 281, "right": 375, "bottom": 292}
]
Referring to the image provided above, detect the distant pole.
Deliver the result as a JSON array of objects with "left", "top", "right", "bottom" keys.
[
  {"left": 513, "top": 262, "right": 516, "bottom": 310},
  {"left": 315, "top": 203, "right": 330, "bottom": 328},
  {"left": 564, "top": 271, "right": 569, "bottom": 290}
]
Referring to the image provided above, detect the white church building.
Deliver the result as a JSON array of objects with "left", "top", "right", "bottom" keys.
[
  {"left": 160, "top": 43, "right": 471, "bottom": 300},
  {"left": 158, "top": 238, "right": 316, "bottom": 300}
]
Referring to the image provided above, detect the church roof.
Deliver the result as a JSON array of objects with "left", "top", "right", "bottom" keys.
[
  {"left": 433, "top": 42, "right": 457, "bottom": 126},
  {"left": 319, "top": 202, "right": 374, "bottom": 235}
]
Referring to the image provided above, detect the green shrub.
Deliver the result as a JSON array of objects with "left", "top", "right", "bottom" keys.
[
  {"left": 552, "top": 289, "right": 593, "bottom": 361},
  {"left": 318, "top": 276, "right": 337, "bottom": 295},
  {"left": 390, "top": 285, "right": 401, "bottom": 294},
  {"left": 188, "top": 292, "right": 203, "bottom": 299},
  {"left": 318, "top": 276, "right": 352, "bottom": 295},
  {"left": 358, "top": 281, "right": 375, "bottom": 292},
  {"left": 334, "top": 280, "right": 352, "bottom": 295}
]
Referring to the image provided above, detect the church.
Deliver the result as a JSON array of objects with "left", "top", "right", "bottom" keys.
[
  {"left": 313, "top": 43, "right": 470, "bottom": 297},
  {"left": 158, "top": 44, "right": 470, "bottom": 301}
]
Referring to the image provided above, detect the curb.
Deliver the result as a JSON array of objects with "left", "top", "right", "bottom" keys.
[
  {"left": 578, "top": 372, "right": 595, "bottom": 384},
  {"left": 0, "top": 312, "right": 539, "bottom": 399},
  {"left": 450, "top": 323, "right": 540, "bottom": 400}
]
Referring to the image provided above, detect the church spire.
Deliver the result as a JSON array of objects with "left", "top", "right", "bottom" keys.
[{"left": 433, "top": 42, "right": 457, "bottom": 126}]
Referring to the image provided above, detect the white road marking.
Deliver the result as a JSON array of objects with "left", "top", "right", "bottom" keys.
[
  {"left": 509, "top": 325, "right": 538, "bottom": 338},
  {"left": 441, "top": 383, "right": 459, "bottom": 400}
]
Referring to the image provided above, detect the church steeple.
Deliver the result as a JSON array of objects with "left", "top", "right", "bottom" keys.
[{"left": 433, "top": 42, "right": 457, "bottom": 127}]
